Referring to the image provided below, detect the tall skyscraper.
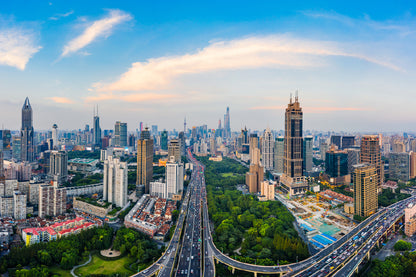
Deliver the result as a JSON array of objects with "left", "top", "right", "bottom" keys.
[
  {"left": 360, "top": 135, "right": 384, "bottom": 187},
  {"left": 178, "top": 132, "right": 186, "bottom": 156},
  {"left": 353, "top": 163, "right": 378, "bottom": 217},
  {"left": 224, "top": 107, "right": 231, "bottom": 138},
  {"left": 246, "top": 163, "right": 264, "bottom": 193},
  {"left": 303, "top": 136, "right": 313, "bottom": 173},
  {"left": 341, "top": 136, "right": 355, "bottom": 149},
  {"left": 325, "top": 148, "right": 348, "bottom": 177},
  {"left": 330, "top": 135, "right": 342, "bottom": 149},
  {"left": 274, "top": 136, "right": 284, "bottom": 174},
  {"left": 139, "top": 122, "right": 144, "bottom": 132},
  {"left": 389, "top": 152, "right": 410, "bottom": 181},
  {"left": 49, "top": 151, "right": 68, "bottom": 183},
  {"left": 261, "top": 128, "right": 274, "bottom": 170},
  {"left": 249, "top": 134, "right": 259, "bottom": 164},
  {"left": 280, "top": 94, "right": 308, "bottom": 196},
  {"left": 346, "top": 148, "right": 361, "bottom": 174},
  {"left": 21, "top": 97, "right": 34, "bottom": 162},
  {"left": 114, "top": 121, "right": 127, "bottom": 147},
  {"left": 283, "top": 94, "right": 303, "bottom": 177},
  {"left": 137, "top": 127, "right": 153, "bottom": 193},
  {"left": 160, "top": 131, "right": 168, "bottom": 150},
  {"left": 168, "top": 139, "right": 181, "bottom": 163},
  {"left": 13, "top": 191, "right": 27, "bottom": 220},
  {"left": 52, "top": 124, "right": 58, "bottom": 150},
  {"left": 410, "top": 152, "right": 416, "bottom": 179},
  {"left": 141, "top": 127, "right": 151, "bottom": 140},
  {"left": 93, "top": 107, "right": 101, "bottom": 148},
  {"left": 0, "top": 150, "right": 4, "bottom": 185},
  {"left": 103, "top": 156, "right": 128, "bottom": 207}
]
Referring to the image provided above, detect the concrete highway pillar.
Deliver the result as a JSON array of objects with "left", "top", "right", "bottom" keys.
[
  {"left": 253, "top": 272, "right": 257, "bottom": 277},
  {"left": 232, "top": 267, "right": 235, "bottom": 274},
  {"left": 376, "top": 240, "right": 379, "bottom": 248},
  {"left": 393, "top": 224, "right": 396, "bottom": 232},
  {"left": 367, "top": 251, "right": 370, "bottom": 260},
  {"left": 355, "top": 267, "right": 359, "bottom": 274}
]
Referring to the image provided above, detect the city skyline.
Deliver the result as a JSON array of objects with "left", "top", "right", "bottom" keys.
[{"left": 1, "top": 1, "right": 416, "bottom": 132}]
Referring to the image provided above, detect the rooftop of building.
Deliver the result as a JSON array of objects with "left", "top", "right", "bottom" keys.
[{"left": 68, "top": 158, "right": 98, "bottom": 165}]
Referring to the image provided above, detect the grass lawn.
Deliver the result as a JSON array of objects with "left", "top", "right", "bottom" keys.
[
  {"left": 74, "top": 255, "right": 135, "bottom": 276},
  {"left": 49, "top": 266, "right": 72, "bottom": 277},
  {"left": 221, "top": 172, "right": 236, "bottom": 177}
]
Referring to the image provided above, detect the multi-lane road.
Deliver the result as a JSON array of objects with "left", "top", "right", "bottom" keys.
[{"left": 136, "top": 149, "right": 416, "bottom": 277}]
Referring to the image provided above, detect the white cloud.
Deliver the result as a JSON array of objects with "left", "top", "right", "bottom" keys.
[
  {"left": 95, "top": 35, "right": 401, "bottom": 93},
  {"left": 61, "top": 9, "right": 132, "bottom": 57},
  {"left": 49, "top": 10, "right": 74, "bottom": 21},
  {"left": 47, "top": 97, "right": 75, "bottom": 104},
  {"left": 0, "top": 27, "right": 41, "bottom": 70}
]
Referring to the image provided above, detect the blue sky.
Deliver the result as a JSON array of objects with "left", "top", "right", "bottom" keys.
[{"left": 0, "top": 0, "right": 415, "bottom": 132}]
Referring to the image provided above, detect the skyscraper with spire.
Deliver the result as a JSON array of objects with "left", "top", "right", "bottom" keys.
[
  {"left": 21, "top": 97, "right": 34, "bottom": 162},
  {"left": 284, "top": 93, "right": 303, "bottom": 177},
  {"left": 224, "top": 106, "right": 231, "bottom": 138},
  {"left": 280, "top": 92, "right": 308, "bottom": 196},
  {"left": 93, "top": 106, "right": 101, "bottom": 148}
]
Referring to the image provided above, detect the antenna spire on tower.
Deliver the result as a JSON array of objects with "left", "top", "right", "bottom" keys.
[{"left": 295, "top": 90, "right": 299, "bottom": 102}]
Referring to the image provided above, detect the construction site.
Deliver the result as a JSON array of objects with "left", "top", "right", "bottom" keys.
[{"left": 276, "top": 187, "right": 356, "bottom": 250}]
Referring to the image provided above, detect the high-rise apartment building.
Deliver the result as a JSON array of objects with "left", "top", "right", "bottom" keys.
[
  {"left": 168, "top": 139, "right": 181, "bottom": 163},
  {"left": 51, "top": 124, "right": 58, "bottom": 150},
  {"left": 137, "top": 128, "right": 153, "bottom": 193},
  {"left": 103, "top": 156, "right": 128, "bottom": 207},
  {"left": 209, "top": 136, "right": 216, "bottom": 155},
  {"left": 13, "top": 191, "right": 26, "bottom": 220},
  {"left": 114, "top": 121, "right": 127, "bottom": 147},
  {"left": 49, "top": 151, "right": 68, "bottom": 183},
  {"left": 39, "top": 184, "right": 67, "bottom": 218},
  {"left": 360, "top": 135, "right": 384, "bottom": 187},
  {"left": 274, "top": 137, "right": 284, "bottom": 174},
  {"left": 303, "top": 136, "right": 313, "bottom": 173},
  {"left": 389, "top": 152, "right": 410, "bottom": 181},
  {"left": 246, "top": 163, "right": 264, "bottom": 193},
  {"left": 166, "top": 157, "right": 184, "bottom": 199},
  {"left": 21, "top": 97, "right": 34, "bottom": 162},
  {"left": 353, "top": 163, "right": 378, "bottom": 217},
  {"left": 410, "top": 152, "right": 416, "bottom": 179},
  {"left": 261, "top": 128, "right": 274, "bottom": 170}
]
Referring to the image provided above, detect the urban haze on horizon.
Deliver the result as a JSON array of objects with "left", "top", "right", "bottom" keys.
[{"left": 1, "top": 1, "right": 415, "bottom": 132}]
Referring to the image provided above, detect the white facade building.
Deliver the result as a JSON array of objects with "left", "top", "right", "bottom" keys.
[
  {"left": 166, "top": 159, "right": 184, "bottom": 199},
  {"left": 103, "top": 156, "right": 128, "bottom": 207}
]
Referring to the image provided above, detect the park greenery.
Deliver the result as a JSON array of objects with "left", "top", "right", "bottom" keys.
[
  {"left": 1, "top": 226, "right": 113, "bottom": 274},
  {"left": 112, "top": 227, "right": 163, "bottom": 270},
  {"left": 197, "top": 156, "right": 309, "bottom": 266},
  {"left": 366, "top": 252, "right": 416, "bottom": 277},
  {"left": 63, "top": 172, "right": 103, "bottom": 187},
  {"left": 394, "top": 240, "right": 412, "bottom": 251},
  {"left": 75, "top": 254, "right": 134, "bottom": 276},
  {"left": 378, "top": 188, "right": 410, "bottom": 207}
]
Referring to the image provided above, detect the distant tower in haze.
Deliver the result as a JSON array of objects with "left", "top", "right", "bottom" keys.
[
  {"left": 114, "top": 121, "right": 127, "bottom": 147},
  {"left": 21, "top": 97, "right": 34, "bottom": 162},
  {"left": 93, "top": 106, "right": 101, "bottom": 148},
  {"left": 224, "top": 107, "right": 231, "bottom": 138},
  {"left": 52, "top": 124, "right": 58, "bottom": 150}
]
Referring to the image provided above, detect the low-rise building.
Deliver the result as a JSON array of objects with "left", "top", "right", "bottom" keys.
[
  {"left": 68, "top": 158, "right": 99, "bottom": 173},
  {"left": 73, "top": 197, "right": 112, "bottom": 219}
]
